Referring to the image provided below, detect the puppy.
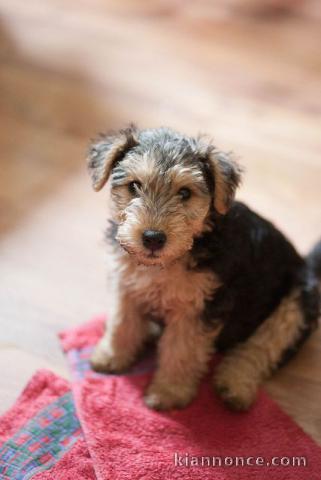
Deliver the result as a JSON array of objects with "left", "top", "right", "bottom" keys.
[{"left": 88, "top": 126, "right": 320, "bottom": 411}]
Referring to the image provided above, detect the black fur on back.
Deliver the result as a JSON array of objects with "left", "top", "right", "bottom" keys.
[
  {"left": 191, "top": 202, "right": 320, "bottom": 355},
  {"left": 307, "top": 240, "right": 321, "bottom": 279}
]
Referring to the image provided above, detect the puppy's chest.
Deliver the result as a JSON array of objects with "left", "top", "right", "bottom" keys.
[{"left": 123, "top": 260, "right": 220, "bottom": 316}]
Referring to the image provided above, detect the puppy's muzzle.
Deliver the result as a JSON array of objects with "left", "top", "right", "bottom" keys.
[{"left": 142, "top": 230, "right": 167, "bottom": 252}]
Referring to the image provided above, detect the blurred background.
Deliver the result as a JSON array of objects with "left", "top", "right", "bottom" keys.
[{"left": 0, "top": 0, "right": 320, "bottom": 441}]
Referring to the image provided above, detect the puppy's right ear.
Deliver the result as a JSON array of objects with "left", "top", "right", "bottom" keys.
[{"left": 87, "top": 127, "right": 138, "bottom": 191}]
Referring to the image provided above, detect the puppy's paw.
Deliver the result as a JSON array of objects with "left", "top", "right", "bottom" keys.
[
  {"left": 90, "top": 345, "right": 132, "bottom": 374},
  {"left": 213, "top": 358, "right": 259, "bottom": 411},
  {"left": 144, "top": 381, "right": 195, "bottom": 411}
]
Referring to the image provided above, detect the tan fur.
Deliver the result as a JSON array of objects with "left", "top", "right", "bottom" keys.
[
  {"left": 91, "top": 248, "right": 223, "bottom": 408},
  {"left": 90, "top": 287, "right": 148, "bottom": 373},
  {"left": 145, "top": 315, "right": 222, "bottom": 409},
  {"left": 209, "top": 151, "right": 243, "bottom": 215},
  {"left": 118, "top": 251, "right": 221, "bottom": 317},
  {"left": 214, "top": 289, "right": 305, "bottom": 410},
  {"left": 88, "top": 129, "right": 138, "bottom": 192},
  {"left": 88, "top": 127, "right": 245, "bottom": 409},
  {"left": 113, "top": 150, "right": 211, "bottom": 267}
]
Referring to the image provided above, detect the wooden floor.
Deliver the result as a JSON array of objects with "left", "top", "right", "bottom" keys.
[{"left": 0, "top": 0, "right": 321, "bottom": 444}]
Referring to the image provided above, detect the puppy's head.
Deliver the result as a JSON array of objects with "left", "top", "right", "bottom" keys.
[{"left": 88, "top": 126, "right": 242, "bottom": 266}]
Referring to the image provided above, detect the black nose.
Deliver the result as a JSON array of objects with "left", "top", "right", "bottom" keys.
[{"left": 142, "top": 230, "right": 167, "bottom": 251}]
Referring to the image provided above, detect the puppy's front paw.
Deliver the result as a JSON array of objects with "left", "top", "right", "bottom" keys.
[
  {"left": 144, "top": 381, "right": 195, "bottom": 411},
  {"left": 213, "top": 357, "right": 259, "bottom": 411},
  {"left": 90, "top": 345, "right": 132, "bottom": 374}
]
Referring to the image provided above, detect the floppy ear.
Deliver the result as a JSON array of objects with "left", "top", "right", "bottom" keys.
[
  {"left": 87, "top": 127, "right": 138, "bottom": 191},
  {"left": 205, "top": 149, "right": 243, "bottom": 215}
]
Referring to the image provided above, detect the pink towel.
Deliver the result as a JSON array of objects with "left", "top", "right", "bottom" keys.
[
  {"left": 59, "top": 316, "right": 321, "bottom": 480},
  {"left": 0, "top": 370, "right": 95, "bottom": 479},
  {"left": 1, "top": 317, "right": 320, "bottom": 479}
]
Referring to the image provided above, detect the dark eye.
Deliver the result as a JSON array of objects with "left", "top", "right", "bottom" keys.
[
  {"left": 128, "top": 181, "right": 142, "bottom": 195},
  {"left": 178, "top": 187, "right": 191, "bottom": 201}
]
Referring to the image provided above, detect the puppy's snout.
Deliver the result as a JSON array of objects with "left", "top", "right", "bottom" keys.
[{"left": 142, "top": 230, "right": 167, "bottom": 251}]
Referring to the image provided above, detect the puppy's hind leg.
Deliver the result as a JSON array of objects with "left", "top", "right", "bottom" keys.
[{"left": 213, "top": 289, "right": 310, "bottom": 411}]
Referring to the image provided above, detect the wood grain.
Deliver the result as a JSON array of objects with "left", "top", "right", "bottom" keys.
[{"left": 0, "top": 0, "right": 320, "bottom": 444}]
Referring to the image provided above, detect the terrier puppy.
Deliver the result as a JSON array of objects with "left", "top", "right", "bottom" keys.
[{"left": 88, "top": 126, "right": 320, "bottom": 411}]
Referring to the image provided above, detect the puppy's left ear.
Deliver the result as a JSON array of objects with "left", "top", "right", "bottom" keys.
[
  {"left": 88, "top": 126, "right": 138, "bottom": 191},
  {"left": 205, "top": 149, "right": 243, "bottom": 215}
]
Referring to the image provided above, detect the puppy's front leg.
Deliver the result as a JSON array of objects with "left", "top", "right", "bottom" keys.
[
  {"left": 144, "top": 312, "right": 221, "bottom": 410},
  {"left": 91, "top": 290, "right": 146, "bottom": 373}
]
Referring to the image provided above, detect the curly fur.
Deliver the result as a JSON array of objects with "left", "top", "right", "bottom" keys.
[{"left": 88, "top": 126, "right": 320, "bottom": 411}]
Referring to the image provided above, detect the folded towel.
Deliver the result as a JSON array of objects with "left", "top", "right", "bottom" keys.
[
  {"left": 59, "top": 316, "right": 321, "bottom": 480},
  {"left": 0, "top": 370, "right": 95, "bottom": 479},
  {"left": 1, "top": 317, "right": 320, "bottom": 479}
]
